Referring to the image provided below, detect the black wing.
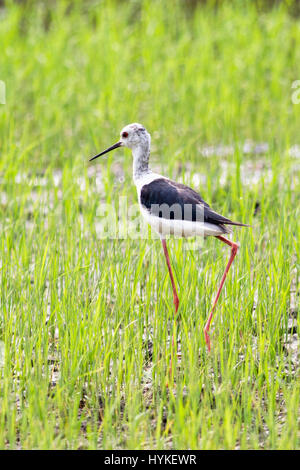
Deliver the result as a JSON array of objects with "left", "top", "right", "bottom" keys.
[{"left": 140, "top": 178, "right": 247, "bottom": 227}]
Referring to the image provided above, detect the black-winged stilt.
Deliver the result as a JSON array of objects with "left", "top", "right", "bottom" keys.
[{"left": 90, "top": 123, "right": 249, "bottom": 351}]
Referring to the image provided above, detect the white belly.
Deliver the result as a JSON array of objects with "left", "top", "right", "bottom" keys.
[{"left": 140, "top": 206, "right": 225, "bottom": 238}]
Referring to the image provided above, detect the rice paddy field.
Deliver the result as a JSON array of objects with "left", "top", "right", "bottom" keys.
[{"left": 0, "top": 0, "right": 299, "bottom": 450}]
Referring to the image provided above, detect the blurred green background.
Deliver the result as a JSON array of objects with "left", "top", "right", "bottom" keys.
[{"left": 1, "top": 0, "right": 300, "bottom": 169}]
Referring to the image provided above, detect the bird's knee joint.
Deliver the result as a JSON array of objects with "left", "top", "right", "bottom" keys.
[{"left": 232, "top": 242, "right": 239, "bottom": 255}]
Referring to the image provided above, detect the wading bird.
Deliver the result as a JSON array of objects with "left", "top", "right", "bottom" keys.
[{"left": 90, "top": 123, "right": 249, "bottom": 350}]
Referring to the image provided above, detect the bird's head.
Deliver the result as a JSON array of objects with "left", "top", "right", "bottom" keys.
[
  {"left": 120, "top": 123, "right": 150, "bottom": 149},
  {"left": 89, "top": 123, "right": 150, "bottom": 162}
]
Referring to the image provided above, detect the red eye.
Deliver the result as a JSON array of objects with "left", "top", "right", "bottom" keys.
[{"left": 122, "top": 132, "right": 128, "bottom": 138}]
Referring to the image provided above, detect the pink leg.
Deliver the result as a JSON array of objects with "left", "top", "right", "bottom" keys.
[
  {"left": 161, "top": 239, "right": 179, "bottom": 386},
  {"left": 161, "top": 239, "right": 179, "bottom": 313},
  {"left": 204, "top": 235, "right": 239, "bottom": 352}
]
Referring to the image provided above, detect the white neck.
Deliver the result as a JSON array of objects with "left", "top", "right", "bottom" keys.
[{"left": 132, "top": 142, "right": 151, "bottom": 182}]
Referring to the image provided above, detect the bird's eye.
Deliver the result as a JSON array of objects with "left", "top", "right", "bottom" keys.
[{"left": 122, "top": 132, "right": 128, "bottom": 138}]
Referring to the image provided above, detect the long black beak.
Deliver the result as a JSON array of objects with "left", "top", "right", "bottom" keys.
[{"left": 89, "top": 141, "right": 122, "bottom": 162}]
